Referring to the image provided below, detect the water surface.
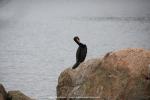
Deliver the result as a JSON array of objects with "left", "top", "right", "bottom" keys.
[{"left": 0, "top": 0, "right": 150, "bottom": 99}]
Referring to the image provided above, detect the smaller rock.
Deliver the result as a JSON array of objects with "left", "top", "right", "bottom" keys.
[
  {"left": 8, "top": 91, "right": 32, "bottom": 100},
  {"left": 0, "top": 93, "right": 4, "bottom": 100},
  {"left": 0, "top": 84, "right": 8, "bottom": 100}
]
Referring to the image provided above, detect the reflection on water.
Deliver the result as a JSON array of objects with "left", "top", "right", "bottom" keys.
[{"left": 0, "top": 0, "right": 150, "bottom": 99}]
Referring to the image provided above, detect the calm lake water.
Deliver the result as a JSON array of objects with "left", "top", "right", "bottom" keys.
[{"left": 0, "top": 0, "right": 150, "bottom": 99}]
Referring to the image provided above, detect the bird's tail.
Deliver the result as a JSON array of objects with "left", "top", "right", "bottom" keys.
[{"left": 72, "top": 62, "right": 80, "bottom": 69}]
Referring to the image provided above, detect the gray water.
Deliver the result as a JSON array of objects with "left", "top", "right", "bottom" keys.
[{"left": 0, "top": 0, "right": 150, "bottom": 99}]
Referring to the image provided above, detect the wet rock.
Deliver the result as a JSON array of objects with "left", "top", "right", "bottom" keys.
[{"left": 57, "top": 48, "right": 150, "bottom": 100}]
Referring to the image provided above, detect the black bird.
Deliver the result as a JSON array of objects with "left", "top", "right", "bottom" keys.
[{"left": 72, "top": 36, "right": 87, "bottom": 69}]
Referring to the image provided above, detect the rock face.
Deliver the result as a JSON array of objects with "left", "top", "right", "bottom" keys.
[{"left": 57, "top": 48, "right": 150, "bottom": 100}]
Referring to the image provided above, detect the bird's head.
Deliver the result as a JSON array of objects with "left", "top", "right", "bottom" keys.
[{"left": 74, "top": 36, "right": 80, "bottom": 43}]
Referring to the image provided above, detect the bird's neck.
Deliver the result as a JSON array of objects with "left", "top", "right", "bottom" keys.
[
  {"left": 75, "top": 40, "right": 80, "bottom": 45},
  {"left": 74, "top": 39, "right": 85, "bottom": 46},
  {"left": 79, "top": 43, "right": 85, "bottom": 46}
]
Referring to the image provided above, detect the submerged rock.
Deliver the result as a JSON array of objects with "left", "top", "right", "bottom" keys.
[{"left": 57, "top": 48, "right": 150, "bottom": 100}]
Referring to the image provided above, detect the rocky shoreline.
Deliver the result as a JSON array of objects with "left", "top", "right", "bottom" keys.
[
  {"left": 0, "top": 84, "right": 32, "bottom": 100},
  {"left": 1, "top": 48, "right": 150, "bottom": 100}
]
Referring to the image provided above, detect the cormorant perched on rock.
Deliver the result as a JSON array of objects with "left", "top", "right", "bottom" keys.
[{"left": 72, "top": 36, "right": 87, "bottom": 69}]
